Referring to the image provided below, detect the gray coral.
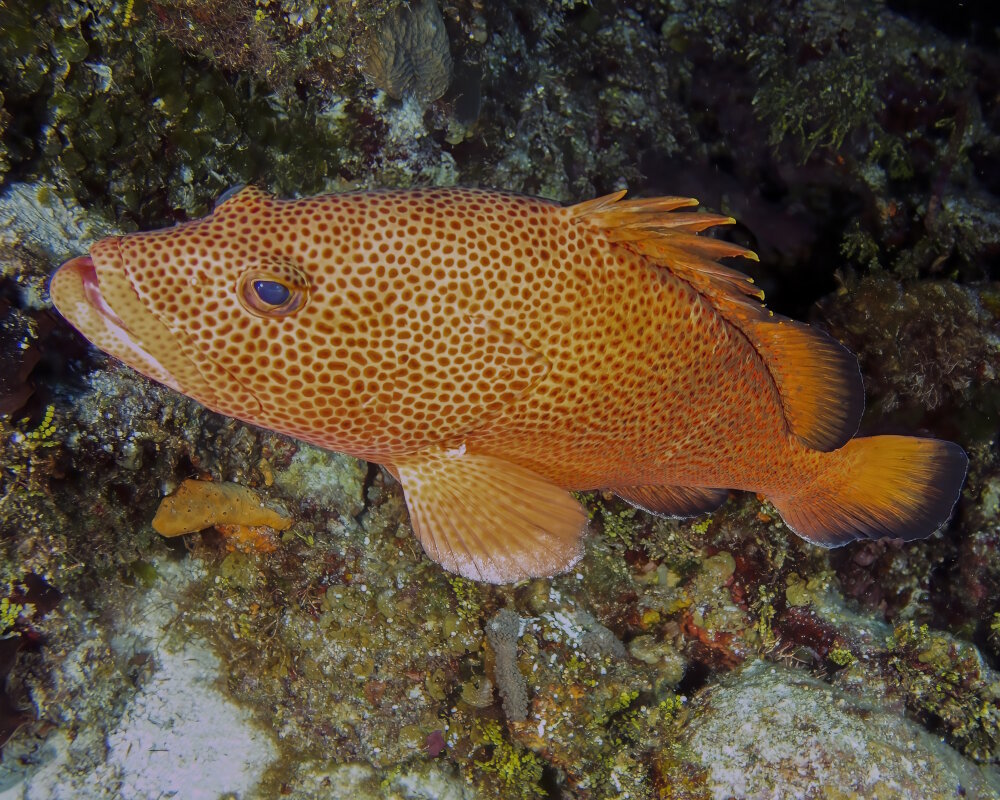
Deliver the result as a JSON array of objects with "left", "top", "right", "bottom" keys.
[{"left": 485, "top": 608, "right": 528, "bottom": 723}]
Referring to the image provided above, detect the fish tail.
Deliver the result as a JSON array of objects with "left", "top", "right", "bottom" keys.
[{"left": 771, "top": 436, "right": 967, "bottom": 546}]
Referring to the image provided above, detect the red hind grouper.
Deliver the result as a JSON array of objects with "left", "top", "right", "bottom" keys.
[{"left": 50, "top": 187, "right": 967, "bottom": 583}]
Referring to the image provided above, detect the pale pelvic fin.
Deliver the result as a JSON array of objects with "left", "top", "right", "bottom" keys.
[
  {"left": 396, "top": 447, "right": 587, "bottom": 584},
  {"left": 614, "top": 484, "right": 728, "bottom": 518}
]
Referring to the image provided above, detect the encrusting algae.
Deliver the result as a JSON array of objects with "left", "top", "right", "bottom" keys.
[{"left": 50, "top": 186, "right": 968, "bottom": 584}]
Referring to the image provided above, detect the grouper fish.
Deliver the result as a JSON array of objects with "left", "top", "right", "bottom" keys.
[{"left": 50, "top": 186, "right": 968, "bottom": 583}]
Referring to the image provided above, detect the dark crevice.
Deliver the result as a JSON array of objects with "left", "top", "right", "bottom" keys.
[{"left": 675, "top": 659, "right": 711, "bottom": 697}]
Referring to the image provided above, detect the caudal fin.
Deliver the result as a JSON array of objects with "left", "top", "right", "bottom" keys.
[{"left": 771, "top": 436, "right": 967, "bottom": 547}]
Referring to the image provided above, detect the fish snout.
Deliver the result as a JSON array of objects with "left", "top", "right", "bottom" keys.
[
  {"left": 51, "top": 233, "right": 264, "bottom": 418},
  {"left": 50, "top": 254, "right": 93, "bottom": 311},
  {"left": 53, "top": 250, "right": 132, "bottom": 333},
  {"left": 49, "top": 238, "right": 199, "bottom": 396},
  {"left": 55, "top": 253, "right": 94, "bottom": 277}
]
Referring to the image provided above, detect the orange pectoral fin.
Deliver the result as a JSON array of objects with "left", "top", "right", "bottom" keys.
[
  {"left": 395, "top": 447, "right": 587, "bottom": 584},
  {"left": 614, "top": 485, "right": 729, "bottom": 518}
]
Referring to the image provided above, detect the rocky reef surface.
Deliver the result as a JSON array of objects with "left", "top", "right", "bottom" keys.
[{"left": 1, "top": 1, "right": 999, "bottom": 798}]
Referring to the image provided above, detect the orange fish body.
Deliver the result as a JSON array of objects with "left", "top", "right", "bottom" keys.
[{"left": 51, "top": 187, "right": 967, "bottom": 583}]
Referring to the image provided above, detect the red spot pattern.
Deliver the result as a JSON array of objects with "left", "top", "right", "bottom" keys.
[{"left": 112, "top": 187, "right": 801, "bottom": 494}]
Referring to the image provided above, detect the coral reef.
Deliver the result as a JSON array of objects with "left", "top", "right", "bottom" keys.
[
  {"left": 0, "top": 636, "right": 29, "bottom": 749},
  {"left": 362, "top": 0, "right": 453, "bottom": 103},
  {"left": 1, "top": 0, "right": 999, "bottom": 797},
  {"left": 677, "top": 660, "right": 1000, "bottom": 799},
  {"left": 0, "top": 0, "right": 364, "bottom": 226},
  {"left": 0, "top": 297, "right": 44, "bottom": 417},
  {"left": 0, "top": 246, "right": 61, "bottom": 418},
  {"left": 818, "top": 274, "right": 1000, "bottom": 428},
  {"left": 152, "top": 0, "right": 395, "bottom": 91},
  {"left": 886, "top": 621, "right": 1000, "bottom": 762}
]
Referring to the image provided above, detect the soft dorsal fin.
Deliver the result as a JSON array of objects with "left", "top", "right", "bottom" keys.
[
  {"left": 395, "top": 446, "right": 586, "bottom": 584},
  {"left": 571, "top": 191, "right": 863, "bottom": 451},
  {"left": 614, "top": 485, "right": 729, "bottom": 518},
  {"left": 746, "top": 317, "right": 864, "bottom": 450}
]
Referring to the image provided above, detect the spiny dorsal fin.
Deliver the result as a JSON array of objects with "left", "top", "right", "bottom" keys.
[
  {"left": 615, "top": 485, "right": 729, "bottom": 518},
  {"left": 214, "top": 185, "right": 274, "bottom": 214},
  {"left": 571, "top": 190, "right": 863, "bottom": 452},
  {"left": 569, "top": 191, "right": 762, "bottom": 305}
]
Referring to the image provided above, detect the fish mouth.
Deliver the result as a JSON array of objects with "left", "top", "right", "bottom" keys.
[
  {"left": 50, "top": 240, "right": 209, "bottom": 399},
  {"left": 63, "top": 255, "right": 131, "bottom": 333}
]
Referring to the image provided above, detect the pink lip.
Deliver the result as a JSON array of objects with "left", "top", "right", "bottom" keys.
[{"left": 58, "top": 254, "right": 130, "bottom": 332}]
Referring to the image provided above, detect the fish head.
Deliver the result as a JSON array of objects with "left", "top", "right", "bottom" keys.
[
  {"left": 51, "top": 185, "right": 541, "bottom": 458},
  {"left": 49, "top": 186, "right": 321, "bottom": 425}
]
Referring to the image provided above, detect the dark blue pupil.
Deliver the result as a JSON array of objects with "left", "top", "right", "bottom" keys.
[{"left": 253, "top": 280, "right": 290, "bottom": 305}]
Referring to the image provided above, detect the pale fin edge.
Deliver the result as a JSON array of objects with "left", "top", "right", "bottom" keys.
[{"left": 396, "top": 448, "right": 586, "bottom": 584}]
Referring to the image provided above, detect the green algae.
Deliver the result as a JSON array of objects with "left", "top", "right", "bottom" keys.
[
  {"left": 0, "top": 0, "right": 364, "bottom": 226},
  {"left": 473, "top": 720, "right": 545, "bottom": 799},
  {"left": 598, "top": 501, "right": 640, "bottom": 548},
  {"left": 0, "top": 597, "right": 23, "bottom": 636},
  {"left": 752, "top": 35, "right": 884, "bottom": 163},
  {"left": 887, "top": 621, "right": 1000, "bottom": 762}
]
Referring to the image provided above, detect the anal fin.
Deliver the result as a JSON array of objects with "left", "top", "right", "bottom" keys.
[
  {"left": 614, "top": 485, "right": 728, "bottom": 518},
  {"left": 395, "top": 447, "right": 587, "bottom": 584}
]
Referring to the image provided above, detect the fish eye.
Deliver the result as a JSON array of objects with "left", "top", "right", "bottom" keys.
[
  {"left": 252, "top": 280, "right": 290, "bottom": 306},
  {"left": 237, "top": 272, "right": 307, "bottom": 318}
]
